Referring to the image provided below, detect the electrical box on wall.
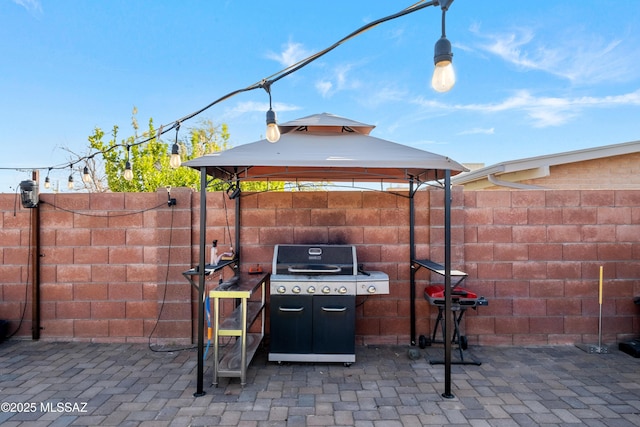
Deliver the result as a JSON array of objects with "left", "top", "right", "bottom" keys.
[{"left": 19, "top": 179, "right": 39, "bottom": 208}]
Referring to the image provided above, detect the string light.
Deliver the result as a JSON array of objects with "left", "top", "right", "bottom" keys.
[
  {"left": 170, "top": 123, "right": 182, "bottom": 169},
  {"left": 82, "top": 166, "right": 92, "bottom": 183},
  {"left": 431, "top": 4, "right": 455, "bottom": 93},
  {"left": 124, "top": 161, "right": 133, "bottom": 181},
  {"left": 67, "top": 166, "right": 74, "bottom": 190},
  {"left": 44, "top": 168, "right": 51, "bottom": 189},
  {"left": 123, "top": 145, "right": 134, "bottom": 181},
  {"left": 265, "top": 108, "right": 279, "bottom": 143},
  {"left": 262, "top": 81, "right": 280, "bottom": 143},
  {"left": 1, "top": 0, "right": 456, "bottom": 186}
]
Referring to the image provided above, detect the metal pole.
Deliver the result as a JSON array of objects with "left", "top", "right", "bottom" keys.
[
  {"left": 31, "top": 170, "right": 41, "bottom": 340},
  {"left": 409, "top": 178, "right": 416, "bottom": 346},
  {"left": 194, "top": 167, "right": 207, "bottom": 397},
  {"left": 597, "top": 265, "right": 604, "bottom": 352},
  {"left": 234, "top": 174, "right": 241, "bottom": 269},
  {"left": 443, "top": 169, "right": 454, "bottom": 398},
  {"left": 598, "top": 303, "right": 603, "bottom": 349}
]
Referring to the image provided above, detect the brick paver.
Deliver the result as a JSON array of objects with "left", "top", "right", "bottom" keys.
[{"left": 1, "top": 340, "right": 639, "bottom": 426}]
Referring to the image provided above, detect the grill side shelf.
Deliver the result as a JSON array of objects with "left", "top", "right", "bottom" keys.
[
  {"left": 209, "top": 273, "right": 268, "bottom": 387},
  {"left": 218, "top": 301, "right": 264, "bottom": 335},
  {"left": 210, "top": 273, "right": 268, "bottom": 297},
  {"left": 216, "top": 333, "right": 262, "bottom": 376},
  {"left": 413, "top": 259, "right": 468, "bottom": 288},
  {"left": 413, "top": 259, "right": 468, "bottom": 277}
]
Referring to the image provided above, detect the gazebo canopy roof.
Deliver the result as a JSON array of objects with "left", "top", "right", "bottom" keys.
[{"left": 184, "top": 112, "right": 467, "bottom": 183}]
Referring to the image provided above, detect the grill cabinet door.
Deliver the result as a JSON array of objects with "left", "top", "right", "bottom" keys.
[
  {"left": 269, "top": 295, "right": 313, "bottom": 354},
  {"left": 312, "top": 295, "right": 355, "bottom": 354}
]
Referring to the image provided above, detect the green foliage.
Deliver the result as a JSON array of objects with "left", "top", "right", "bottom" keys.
[{"left": 87, "top": 109, "right": 284, "bottom": 193}]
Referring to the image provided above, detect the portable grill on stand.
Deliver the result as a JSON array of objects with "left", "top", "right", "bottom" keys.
[
  {"left": 269, "top": 244, "right": 389, "bottom": 365},
  {"left": 415, "top": 259, "right": 487, "bottom": 365}
]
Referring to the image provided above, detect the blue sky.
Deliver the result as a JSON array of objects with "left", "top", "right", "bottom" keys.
[{"left": 1, "top": 0, "right": 639, "bottom": 192}]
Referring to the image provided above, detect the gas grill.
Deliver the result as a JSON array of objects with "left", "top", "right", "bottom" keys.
[{"left": 269, "top": 244, "right": 389, "bottom": 365}]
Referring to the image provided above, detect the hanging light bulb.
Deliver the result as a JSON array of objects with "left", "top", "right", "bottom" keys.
[
  {"left": 44, "top": 169, "right": 51, "bottom": 189},
  {"left": 82, "top": 166, "right": 92, "bottom": 183},
  {"left": 122, "top": 145, "right": 134, "bottom": 181},
  {"left": 432, "top": 37, "right": 455, "bottom": 92},
  {"left": 266, "top": 108, "right": 280, "bottom": 143},
  {"left": 261, "top": 81, "right": 280, "bottom": 143},
  {"left": 67, "top": 173, "right": 74, "bottom": 190},
  {"left": 170, "top": 143, "right": 181, "bottom": 169},
  {"left": 123, "top": 160, "right": 133, "bottom": 181},
  {"left": 170, "top": 123, "right": 182, "bottom": 168},
  {"left": 431, "top": 9, "right": 455, "bottom": 93}
]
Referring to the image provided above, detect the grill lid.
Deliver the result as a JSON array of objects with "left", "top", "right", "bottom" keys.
[{"left": 272, "top": 244, "right": 357, "bottom": 275}]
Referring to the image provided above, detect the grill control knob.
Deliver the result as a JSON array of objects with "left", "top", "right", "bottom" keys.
[
  {"left": 321, "top": 286, "right": 331, "bottom": 294},
  {"left": 338, "top": 286, "right": 348, "bottom": 294},
  {"left": 292, "top": 286, "right": 301, "bottom": 294},
  {"left": 307, "top": 286, "right": 316, "bottom": 294},
  {"left": 367, "top": 286, "right": 376, "bottom": 294},
  {"left": 277, "top": 286, "right": 286, "bottom": 294}
]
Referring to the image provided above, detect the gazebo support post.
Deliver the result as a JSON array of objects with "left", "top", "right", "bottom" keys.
[
  {"left": 31, "top": 169, "right": 41, "bottom": 340},
  {"left": 194, "top": 167, "right": 208, "bottom": 397},
  {"left": 234, "top": 173, "right": 241, "bottom": 268},
  {"left": 409, "top": 178, "right": 416, "bottom": 346},
  {"left": 443, "top": 169, "right": 454, "bottom": 398}
]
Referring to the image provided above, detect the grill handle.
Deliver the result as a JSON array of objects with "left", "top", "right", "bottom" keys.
[
  {"left": 278, "top": 307, "right": 304, "bottom": 312},
  {"left": 321, "top": 307, "right": 347, "bottom": 312},
  {"left": 287, "top": 266, "right": 342, "bottom": 274}
]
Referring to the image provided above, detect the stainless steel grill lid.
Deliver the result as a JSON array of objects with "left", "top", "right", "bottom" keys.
[{"left": 272, "top": 244, "right": 357, "bottom": 275}]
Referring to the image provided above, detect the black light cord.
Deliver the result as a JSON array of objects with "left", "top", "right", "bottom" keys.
[
  {"left": 39, "top": 200, "right": 167, "bottom": 217},
  {"left": 146, "top": 201, "right": 223, "bottom": 353},
  {"left": 0, "top": 0, "right": 442, "bottom": 175},
  {"left": 147, "top": 202, "right": 197, "bottom": 352},
  {"left": 6, "top": 208, "right": 31, "bottom": 339},
  {"left": 265, "top": 1, "right": 438, "bottom": 86},
  {"left": 221, "top": 192, "right": 234, "bottom": 250}
]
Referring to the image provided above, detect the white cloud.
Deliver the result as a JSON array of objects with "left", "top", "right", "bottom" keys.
[
  {"left": 315, "top": 80, "right": 333, "bottom": 98},
  {"left": 458, "top": 127, "right": 495, "bottom": 136},
  {"left": 12, "top": 0, "right": 42, "bottom": 14},
  {"left": 225, "top": 101, "right": 267, "bottom": 115},
  {"left": 363, "top": 86, "right": 407, "bottom": 108},
  {"left": 314, "top": 63, "right": 361, "bottom": 98},
  {"left": 266, "top": 38, "right": 368, "bottom": 99},
  {"left": 266, "top": 41, "right": 313, "bottom": 68},
  {"left": 223, "top": 100, "right": 301, "bottom": 119},
  {"left": 387, "top": 27, "right": 405, "bottom": 43},
  {"left": 478, "top": 27, "right": 540, "bottom": 69},
  {"left": 413, "top": 89, "right": 640, "bottom": 127},
  {"left": 471, "top": 25, "right": 637, "bottom": 85}
]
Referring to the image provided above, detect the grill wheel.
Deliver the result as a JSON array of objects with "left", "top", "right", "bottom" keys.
[
  {"left": 418, "top": 334, "right": 431, "bottom": 349},
  {"left": 460, "top": 335, "right": 468, "bottom": 350}
]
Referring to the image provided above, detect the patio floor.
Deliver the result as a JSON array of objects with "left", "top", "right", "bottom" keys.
[{"left": 1, "top": 339, "right": 640, "bottom": 426}]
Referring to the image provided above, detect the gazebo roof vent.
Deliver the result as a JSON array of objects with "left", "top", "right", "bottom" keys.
[{"left": 279, "top": 112, "right": 375, "bottom": 135}]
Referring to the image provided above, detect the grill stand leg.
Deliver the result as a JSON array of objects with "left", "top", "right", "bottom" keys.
[{"left": 429, "top": 305, "right": 481, "bottom": 366}]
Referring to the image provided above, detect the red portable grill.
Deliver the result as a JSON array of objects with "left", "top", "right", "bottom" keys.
[{"left": 424, "top": 285, "right": 480, "bottom": 307}]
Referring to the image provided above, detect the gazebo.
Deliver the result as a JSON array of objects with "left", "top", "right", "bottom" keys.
[{"left": 185, "top": 112, "right": 467, "bottom": 397}]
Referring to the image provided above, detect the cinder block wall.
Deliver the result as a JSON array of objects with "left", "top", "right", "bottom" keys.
[
  {"left": 0, "top": 188, "right": 194, "bottom": 344},
  {"left": 460, "top": 189, "right": 640, "bottom": 346},
  {"left": 1, "top": 187, "right": 638, "bottom": 346}
]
